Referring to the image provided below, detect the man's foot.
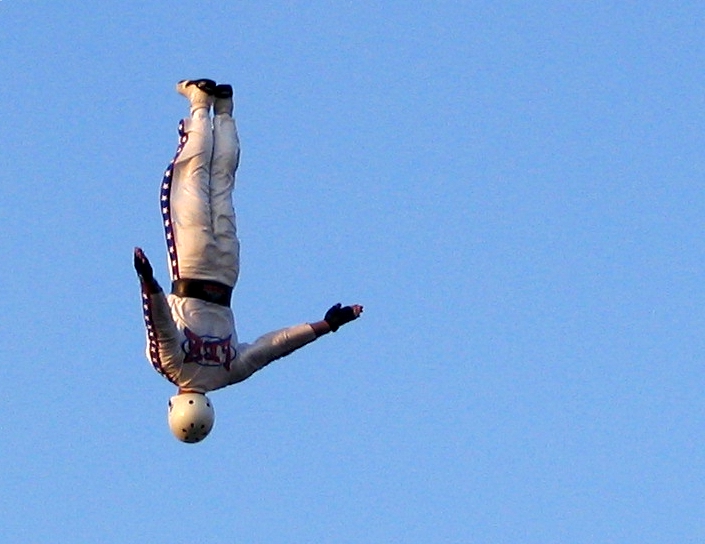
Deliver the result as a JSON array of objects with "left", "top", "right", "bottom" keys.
[
  {"left": 214, "top": 84, "right": 234, "bottom": 115},
  {"left": 176, "top": 78, "right": 217, "bottom": 95},
  {"left": 214, "top": 84, "right": 233, "bottom": 98},
  {"left": 176, "top": 79, "right": 216, "bottom": 110}
]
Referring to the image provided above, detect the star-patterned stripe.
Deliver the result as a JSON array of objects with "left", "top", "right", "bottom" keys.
[
  {"left": 140, "top": 285, "right": 178, "bottom": 385},
  {"left": 161, "top": 120, "right": 189, "bottom": 280}
]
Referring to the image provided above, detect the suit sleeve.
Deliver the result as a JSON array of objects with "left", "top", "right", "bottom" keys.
[
  {"left": 229, "top": 323, "right": 318, "bottom": 384},
  {"left": 141, "top": 286, "right": 183, "bottom": 385}
]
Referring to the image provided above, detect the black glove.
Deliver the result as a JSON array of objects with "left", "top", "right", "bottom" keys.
[
  {"left": 324, "top": 303, "right": 357, "bottom": 332},
  {"left": 133, "top": 247, "right": 154, "bottom": 282}
]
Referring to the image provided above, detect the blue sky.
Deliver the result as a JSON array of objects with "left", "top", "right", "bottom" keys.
[{"left": 2, "top": 1, "right": 705, "bottom": 542}]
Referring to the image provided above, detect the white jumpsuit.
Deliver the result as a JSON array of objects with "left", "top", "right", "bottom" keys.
[{"left": 140, "top": 107, "right": 317, "bottom": 394}]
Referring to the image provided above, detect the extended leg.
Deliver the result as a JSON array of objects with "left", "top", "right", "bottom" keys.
[
  {"left": 161, "top": 80, "right": 217, "bottom": 282},
  {"left": 210, "top": 86, "right": 241, "bottom": 288}
]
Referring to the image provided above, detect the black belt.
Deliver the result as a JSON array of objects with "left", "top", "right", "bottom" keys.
[{"left": 171, "top": 278, "right": 233, "bottom": 307}]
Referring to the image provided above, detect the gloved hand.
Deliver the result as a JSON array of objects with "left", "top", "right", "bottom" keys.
[
  {"left": 133, "top": 247, "right": 154, "bottom": 282},
  {"left": 324, "top": 303, "right": 361, "bottom": 332}
]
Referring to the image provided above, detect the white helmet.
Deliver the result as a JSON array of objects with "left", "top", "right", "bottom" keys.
[{"left": 168, "top": 393, "right": 215, "bottom": 443}]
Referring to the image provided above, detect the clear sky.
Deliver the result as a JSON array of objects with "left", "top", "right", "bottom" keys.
[{"left": 2, "top": 1, "right": 705, "bottom": 542}]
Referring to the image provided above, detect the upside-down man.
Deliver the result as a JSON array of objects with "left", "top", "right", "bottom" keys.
[{"left": 134, "top": 79, "right": 362, "bottom": 443}]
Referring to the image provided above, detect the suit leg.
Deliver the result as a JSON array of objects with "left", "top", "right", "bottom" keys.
[
  {"left": 161, "top": 111, "right": 217, "bottom": 282},
  {"left": 210, "top": 112, "right": 241, "bottom": 287}
]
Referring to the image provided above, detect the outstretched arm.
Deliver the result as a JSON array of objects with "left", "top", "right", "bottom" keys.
[
  {"left": 229, "top": 303, "right": 364, "bottom": 384},
  {"left": 134, "top": 247, "right": 182, "bottom": 384}
]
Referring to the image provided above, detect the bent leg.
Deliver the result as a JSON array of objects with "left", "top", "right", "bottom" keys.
[
  {"left": 210, "top": 111, "right": 241, "bottom": 287},
  {"left": 162, "top": 110, "right": 217, "bottom": 282}
]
